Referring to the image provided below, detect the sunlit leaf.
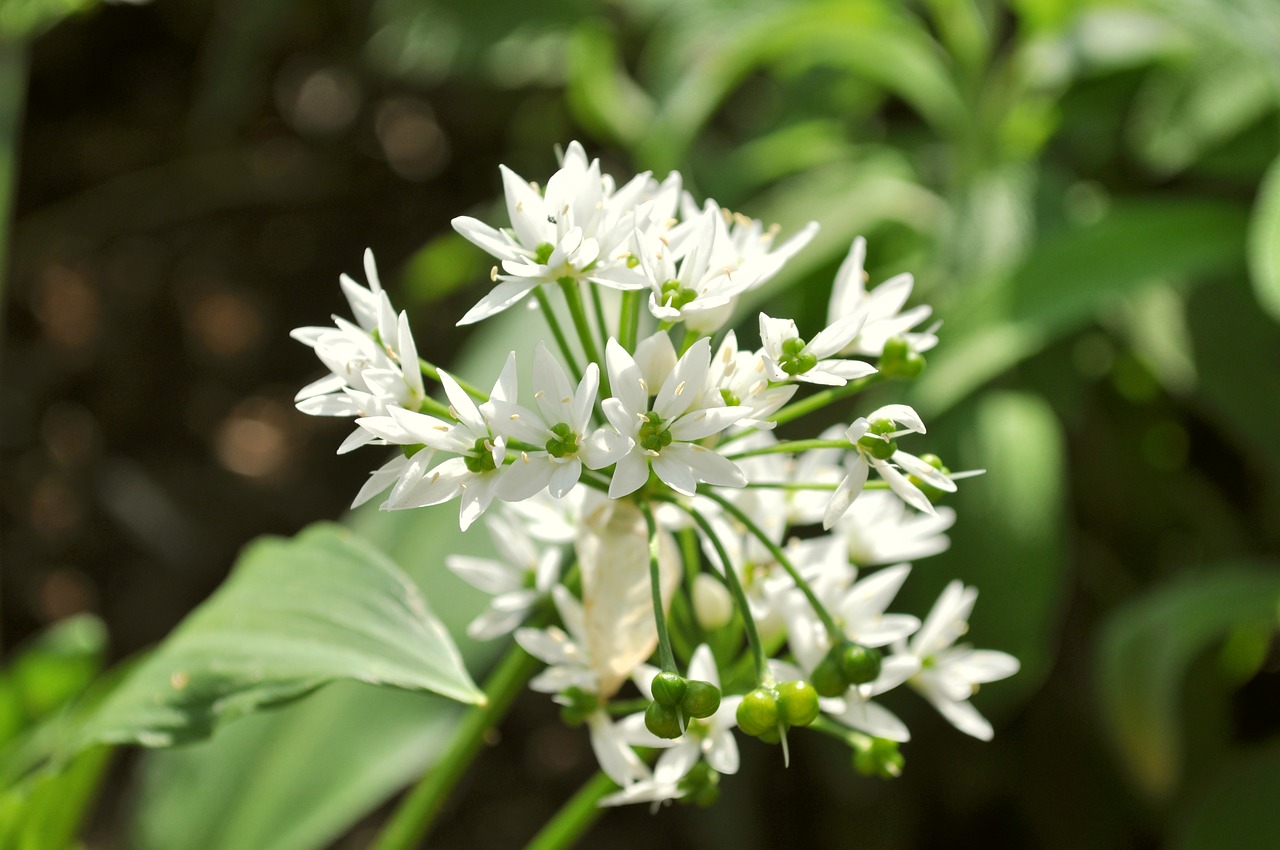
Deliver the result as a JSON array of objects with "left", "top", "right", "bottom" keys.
[
  {"left": 1247, "top": 152, "right": 1280, "bottom": 322},
  {"left": 76, "top": 523, "right": 483, "bottom": 750},
  {"left": 1096, "top": 567, "right": 1280, "bottom": 798},
  {"left": 0, "top": 746, "right": 110, "bottom": 850}
]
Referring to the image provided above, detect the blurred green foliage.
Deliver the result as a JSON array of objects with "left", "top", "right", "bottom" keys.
[{"left": 2, "top": 0, "right": 1279, "bottom": 847}]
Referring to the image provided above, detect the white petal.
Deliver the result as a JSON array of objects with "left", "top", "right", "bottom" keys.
[
  {"left": 608, "top": 450, "right": 650, "bottom": 499},
  {"left": 456, "top": 278, "right": 540, "bottom": 326}
]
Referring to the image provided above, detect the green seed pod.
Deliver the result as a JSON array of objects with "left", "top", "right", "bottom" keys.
[
  {"left": 651, "top": 672, "right": 688, "bottom": 707},
  {"left": 838, "top": 644, "right": 883, "bottom": 686},
  {"left": 757, "top": 726, "right": 782, "bottom": 745},
  {"left": 681, "top": 680, "right": 721, "bottom": 719},
  {"left": 812, "top": 655, "right": 847, "bottom": 697},
  {"left": 776, "top": 680, "right": 820, "bottom": 727},
  {"left": 645, "top": 701, "right": 683, "bottom": 739},
  {"left": 854, "top": 738, "right": 904, "bottom": 779},
  {"left": 735, "top": 687, "right": 779, "bottom": 737}
]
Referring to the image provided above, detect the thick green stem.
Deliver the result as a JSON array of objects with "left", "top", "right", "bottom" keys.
[
  {"left": 523, "top": 771, "right": 617, "bottom": 850},
  {"left": 587, "top": 280, "right": 611, "bottom": 349},
  {"left": 370, "top": 642, "right": 541, "bottom": 850},
  {"left": 618, "top": 289, "right": 642, "bottom": 351},
  {"left": 705, "top": 492, "right": 841, "bottom": 639},
  {"left": 419, "top": 357, "right": 487, "bottom": 402},
  {"left": 683, "top": 505, "right": 768, "bottom": 682},
  {"left": 558, "top": 279, "right": 606, "bottom": 389},
  {"left": 534, "top": 287, "right": 583, "bottom": 381},
  {"left": 640, "top": 501, "right": 678, "bottom": 674}
]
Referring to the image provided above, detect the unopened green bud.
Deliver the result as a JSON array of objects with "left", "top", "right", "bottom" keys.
[
  {"left": 736, "top": 687, "right": 779, "bottom": 737},
  {"left": 652, "top": 672, "right": 687, "bottom": 707},
  {"left": 645, "top": 701, "right": 683, "bottom": 739},
  {"left": 838, "top": 644, "right": 883, "bottom": 686},
  {"left": 812, "top": 656, "right": 847, "bottom": 698},
  {"left": 678, "top": 762, "right": 720, "bottom": 807},
  {"left": 692, "top": 573, "right": 734, "bottom": 631},
  {"left": 776, "top": 680, "right": 820, "bottom": 727},
  {"left": 681, "top": 680, "right": 721, "bottom": 719},
  {"left": 853, "top": 738, "right": 904, "bottom": 779},
  {"left": 757, "top": 726, "right": 782, "bottom": 745}
]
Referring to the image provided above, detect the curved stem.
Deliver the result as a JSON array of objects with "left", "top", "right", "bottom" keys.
[
  {"left": 682, "top": 505, "right": 768, "bottom": 682},
  {"left": 639, "top": 501, "right": 678, "bottom": 674},
  {"left": 587, "top": 281, "right": 611, "bottom": 351},
  {"left": 370, "top": 640, "right": 541, "bottom": 850},
  {"left": 724, "top": 438, "right": 851, "bottom": 460},
  {"left": 419, "top": 357, "right": 487, "bottom": 402},
  {"left": 523, "top": 771, "right": 617, "bottom": 850},
  {"left": 720, "top": 373, "right": 885, "bottom": 446},
  {"left": 618, "top": 290, "right": 642, "bottom": 351},
  {"left": 742, "top": 480, "right": 889, "bottom": 492},
  {"left": 704, "top": 492, "right": 841, "bottom": 639},
  {"left": 534, "top": 287, "right": 583, "bottom": 381},
  {"left": 559, "top": 279, "right": 604, "bottom": 376}
]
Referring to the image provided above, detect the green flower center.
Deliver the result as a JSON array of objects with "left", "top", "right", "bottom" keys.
[
  {"left": 638, "top": 411, "right": 673, "bottom": 452},
  {"left": 857, "top": 418, "right": 898, "bottom": 460},
  {"left": 720, "top": 388, "right": 741, "bottom": 407},
  {"left": 463, "top": 437, "right": 498, "bottom": 474},
  {"left": 545, "top": 422, "right": 580, "bottom": 458},
  {"left": 779, "top": 336, "right": 818, "bottom": 376},
  {"left": 534, "top": 242, "right": 555, "bottom": 265},
  {"left": 659, "top": 279, "right": 698, "bottom": 310}
]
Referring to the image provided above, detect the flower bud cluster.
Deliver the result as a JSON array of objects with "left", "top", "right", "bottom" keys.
[{"left": 292, "top": 142, "right": 1019, "bottom": 809}]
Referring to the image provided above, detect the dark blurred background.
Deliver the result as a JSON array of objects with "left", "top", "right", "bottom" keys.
[{"left": 2, "top": 0, "right": 1279, "bottom": 848}]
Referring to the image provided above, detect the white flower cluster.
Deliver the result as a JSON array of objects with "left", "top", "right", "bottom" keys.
[{"left": 293, "top": 142, "right": 1017, "bottom": 808}]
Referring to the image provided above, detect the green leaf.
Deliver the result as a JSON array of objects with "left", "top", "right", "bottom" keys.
[
  {"left": 914, "top": 197, "right": 1248, "bottom": 416},
  {"left": 935, "top": 391, "right": 1070, "bottom": 706},
  {"left": 0, "top": 746, "right": 111, "bottom": 850},
  {"left": 0, "top": 0, "right": 94, "bottom": 41},
  {"left": 76, "top": 523, "right": 483, "bottom": 750},
  {"left": 8, "top": 615, "right": 106, "bottom": 725},
  {"left": 401, "top": 232, "right": 491, "bottom": 307},
  {"left": 1248, "top": 152, "right": 1280, "bottom": 322},
  {"left": 1096, "top": 567, "right": 1280, "bottom": 798},
  {"left": 1174, "top": 738, "right": 1280, "bottom": 850},
  {"left": 128, "top": 305, "right": 548, "bottom": 850}
]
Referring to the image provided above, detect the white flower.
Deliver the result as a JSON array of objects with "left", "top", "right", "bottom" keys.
[
  {"left": 759, "top": 312, "right": 877, "bottom": 386},
  {"left": 358, "top": 354, "right": 518, "bottom": 530},
  {"left": 837, "top": 490, "right": 955, "bottom": 566},
  {"left": 823, "top": 404, "right": 956, "bottom": 528},
  {"left": 446, "top": 509, "right": 561, "bottom": 639},
  {"left": 707, "top": 331, "right": 797, "bottom": 430},
  {"left": 602, "top": 336, "right": 750, "bottom": 498},
  {"left": 827, "top": 236, "right": 938, "bottom": 356},
  {"left": 893, "top": 581, "right": 1020, "bottom": 741},
  {"left": 489, "top": 342, "right": 629, "bottom": 500},
  {"left": 451, "top": 142, "right": 672, "bottom": 325}
]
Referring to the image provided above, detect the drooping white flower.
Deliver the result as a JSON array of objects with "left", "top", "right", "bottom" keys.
[
  {"left": 827, "top": 236, "right": 938, "bottom": 356},
  {"left": 893, "top": 581, "right": 1020, "bottom": 741},
  {"left": 602, "top": 336, "right": 751, "bottom": 499},
  {"left": 759, "top": 312, "right": 877, "bottom": 386},
  {"left": 446, "top": 509, "right": 562, "bottom": 640},
  {"left": 823, "top": 404, "right": 956, "bottom": 527}
]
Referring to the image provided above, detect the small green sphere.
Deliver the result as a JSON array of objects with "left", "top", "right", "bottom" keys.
[
  {"left": 736, "top": 687, "right": 780, "bottom": 737},
  {"left": 838, "top": 644, "right": 883, "bottom": 686},
  {"left": 681, "top": 680, "right": 721, "bottom": 719},
  {"left": 645, "top": 701, "right": 683, "bottom": 739},
  {"left": 651, "top": 672, "right": 688, "bottom": 707},
  {"left": 757, "top": 726, "right": 782, "bottom": 745},
  {"left": 776, "top": 680, "right": 821, "bottom": 727},
  {"left": 812, "top": 656, "right": 847, "bottom": 698}
]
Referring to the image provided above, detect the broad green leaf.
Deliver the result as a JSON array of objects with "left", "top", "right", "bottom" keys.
[
  {"left": 401, "top": 231, "right": 491, "bottom": 307},
  {"left": 129, "top": 307, "right": 546, "bottom": 850},
  {"left": 77, "top": 523, "right": 483, "bottom": 750},
  {"left": 8, "top": 616, "right": 106, "bottom": 725},
  {"left": 1247, "top": 151, "right": 1280, "bottom": 322},
  {"left": 1173, "top": 739, "right": 1280, "bottom": 850},
  {"left": 0, "top": 746, "right": 110, "bottom": 850},
  {"left": 1096, "top": 567, "right": 1280, "bottom": 798},
  {"left": 929, "top": 391, "right": 1070, "bottom": 707}
]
